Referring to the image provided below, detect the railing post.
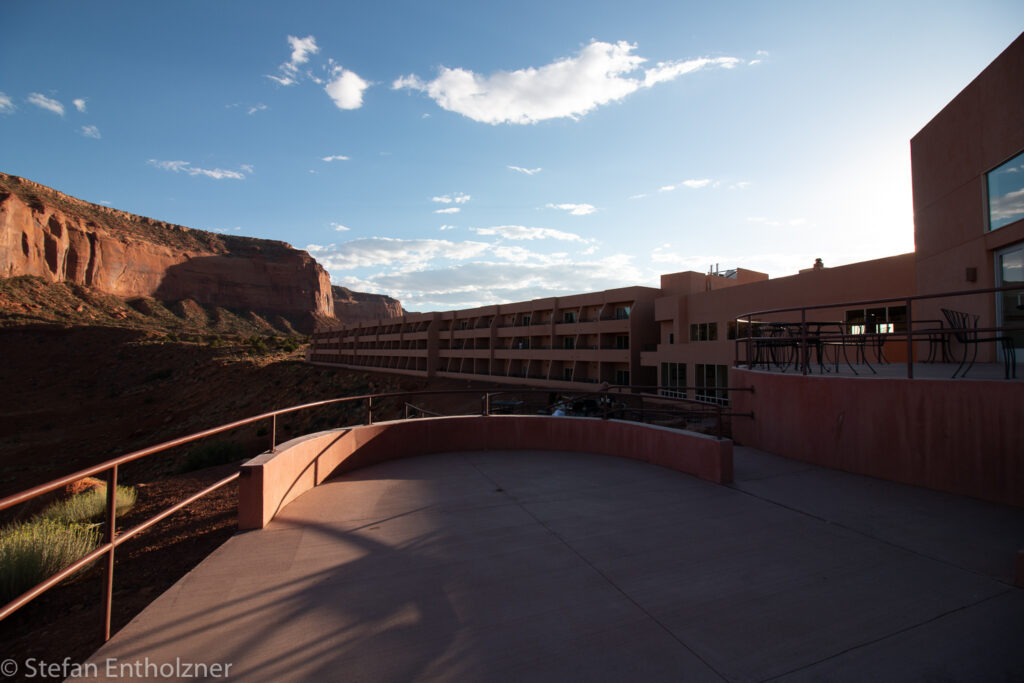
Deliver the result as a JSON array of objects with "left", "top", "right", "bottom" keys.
[
  {"left": 905, "top": 298, "right": 914, "bottom": 379},
  {"left": 366, "top": 396, "right": 373, "bottom": 425},
  {"left": 102, "top": 464, "right": 118, "bottom": 642},
  {"left": 801, "top": 308, "right": 808, "bottom": 376},
  {"left": 270, "top": 414, "right": 277, "bottom": 453},
  {"left": 483, "top": 393, "right": 491, "bottom": 416},
  {"left": 405, "top": 403, "right": 410, "bottom": 419}
]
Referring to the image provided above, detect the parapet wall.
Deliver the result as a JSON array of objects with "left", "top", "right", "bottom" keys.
[
  {"left": 731, "top": 368, "right": 1024, "bottom": 507},
  {"left": 238, "top": 415, "right": 733, "bottom": 529}
]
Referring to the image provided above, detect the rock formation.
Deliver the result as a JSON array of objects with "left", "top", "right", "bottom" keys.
[
  {"left": 0, "top": 173, "right": 399, "bottom": 332},
  {"left": 332, "top": 285, "right": 403, "bottom": 323}
]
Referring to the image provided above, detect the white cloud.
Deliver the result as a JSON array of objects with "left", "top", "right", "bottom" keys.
[
  {"left": 147, "top": 159, "right": 249, "bottom": 180},
  {"left": 682, "top": 178, "right": 711, "bottom": 189},
  {"left": 268, "top": 35, "right": 320, "bottom": 86},
  {"left": 546, "top": 202, "right": 596, "bottom": 216},
  {"left": 432, "top": 192, "right": 471, "bottom": 204},
  {"left": 508, "top": 165, "right": 542, "bottom": 175},
  {"left": 392, "top": 40, "right": 742, "bottom": 125},
  {"left": 659, "top": 185, "right": 676, "bottom": 192},
  {"left": 27, "top": 93, "right": 64, "bottom": 115},
  {"left": 336, "top": 254, "right": 646, "bottom": 310},
  {"left": 321, "top": 154, "right": 350, "bottom": 162},
  {"left": 80, "top": 125, "right": 101, "bottom": 139},
  {"left": 0, "top": 92, "right": 14, "bottom": 113},
  {"left": 471, "top": 225, "right": 586, "bottom": 242},
  {"left": 331, "top": 222, "right": 350, "bottom": 231},
  {"left": 435, "top": 207, "right": 461, "bottom": 214},
  {"left": 629, "top": 193, "right": 648, "bottom": 200},
  {"left": 73, "top": 98, "right": 87, "bottom": 113},
  {"left": 642, "top": 56, "right": 740, "bottom": 87},
  {"left": 248, "top": 103, "right": 267, "bottom": 115},
  {"left": 439, "top": 225, "right": 456, "bottom": 231},
  {"left": 312, "top": 237, "right": 491, "bottom": 270},
  {"left": 325, "top": 66, "right": 369, "bottom": 110}
]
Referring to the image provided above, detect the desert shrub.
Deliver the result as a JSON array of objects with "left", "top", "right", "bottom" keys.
[
  {"left": 246, "top": 335, "right": 268, "bottom": 355},
  {"left": 0, "top": 519, "right": 101, "bottom": 604},
  {"left": 37, "top": 485, "right": 137, "bottom": 524},
  {"left": 180, "top": 440, "right": 245, "bottom": 472}
]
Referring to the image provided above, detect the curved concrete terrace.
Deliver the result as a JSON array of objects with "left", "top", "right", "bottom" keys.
[{"left": 81, "top": 439, "right": 1024, "bottom": 681}]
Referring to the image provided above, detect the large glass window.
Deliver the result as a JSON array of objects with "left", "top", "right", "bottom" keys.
[
  {"left": 660, "top": 362, "right": 686, "bottom": 398},
  {"left": 987, "top": 150, "right": 1024, "bottom": 231},
  {"left": 695, "top": 364, "right": 729, "bottom": 406},
  {"left": 996, "top": 244, "right": 1024, "bottom": 350}
]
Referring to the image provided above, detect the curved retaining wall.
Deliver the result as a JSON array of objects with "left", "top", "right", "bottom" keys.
[{"left": 238, "top": 415, "right": 733, "bottom": 530}]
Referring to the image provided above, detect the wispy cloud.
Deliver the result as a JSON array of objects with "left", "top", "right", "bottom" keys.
[
  {"left": 682, "top": 178, "right": 711, "bottom": 189},
  {"left": 470, "top": 225, "right": 586, "bottom": 242},
  {"left": 268, "top": 35, "right": 319, "bottom": 86},
  {"left": 392, "top": 40, "right": 744, "bottom": 125},
  {"left": 659, "top": 185, "right": 676, "bottom": 192},
  {"left": 308, "top": 237, "right": 491, "bottom": 270},
  {"left": 331, "top": 222, "right": 350, "bottom": 231},
  {"left": 248, "top": 103, "right": 267, "bottom": 115},
  {"left": 508, "top": 165, "right": 542, "bottom": 175},
  {"left": 629, "top": 193, "right": 648, "bottom": 200},
  {"left": 27, "top": 93, "right": 64, "bottom": 116},
  {"left": 335, "top": 253, "right": 645, "bottom": 310},
  {"left": 546, "top": 202, "right": 596, "bottom": 216},
  {"left": 435, "top": 207, "right": 461, "bottom": 214},
  {"left": 73, "top": 98, "right": 87, "bottom": 113},
  {"left": 0, "top": 92, "right": 14, "bottom": 114},
  {"left": 746, "top": 216, "right": 807, "bottom": 228},
  {"left": 147, "top": 159, "right": 250, "bottom": 180},
  {"left": 80, "top": 125, "right": 101, "bottom": 139},
  {"left": 439, "top": 225, "right": 456, "bottom": 231},
  {"left": 432, "top": 193, "right": 471, "bottom": 204},
  {"left": 321, "top": 154, "right": 350, "bottom": 162}
]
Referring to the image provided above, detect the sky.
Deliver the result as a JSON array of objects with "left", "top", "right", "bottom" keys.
[{"left": 2, "top": 2, "right": 1022, "bottom": 312}]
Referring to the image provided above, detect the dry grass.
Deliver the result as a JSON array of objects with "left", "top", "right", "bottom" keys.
[{"left": 0, "top": 519, "right": 101, "bottom": 604}]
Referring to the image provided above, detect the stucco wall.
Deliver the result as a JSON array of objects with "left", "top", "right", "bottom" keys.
[
  {"left": 731, "top": 368, "right": 1024, "bottom": 507},
  {"left": 239, "top": 415, "right": 733, "bottom": 529}
]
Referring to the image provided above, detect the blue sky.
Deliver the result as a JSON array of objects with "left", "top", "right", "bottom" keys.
[{"left": 2, "top": 2, "right": 1022, "bottom": 311}]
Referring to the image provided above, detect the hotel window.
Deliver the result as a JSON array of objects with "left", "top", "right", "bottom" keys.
[
  {"left": 845, "top": 306, "right": 906, "bottom": 334},
  {"left": 563, "top": 311, "right": 576, "bottom": 323},
  {"left": 660, "top": 362, "right": 687, "bottom": 399},
  {"left": 614, "top": 306, "right": 631, "bottom": 320},
  {"left": 727, "top": 320, "right": 757, "bottom": 340},
  {"left": 695, "top": 364, "right": 729, "bottom": 406},
  {"left": 615, "top": 369, "right": 630, "bottom": 385},
  {"left": 987, "top": 150, "right": 1024, "bottom": 231},
  {"left": 689, "top": 322, "right": 718, "bottom": 341},
  {"left": 615, "top": 335, "right": 629, "bottom": 349},
  {"left": 563, "top": 337, "right": 575, "bottom": 349}
]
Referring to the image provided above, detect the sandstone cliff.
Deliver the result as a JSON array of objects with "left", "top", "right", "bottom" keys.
[
  {"left": 332, "top": 285, "right": 403, "bottom": 323},
  {"left": 0, "top": 173, "right": 338, "bottom": 331}
]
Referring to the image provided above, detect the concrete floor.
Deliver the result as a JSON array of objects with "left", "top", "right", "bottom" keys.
[{"left": 83, "top": 447, "right": 1024, "bottom": 682}]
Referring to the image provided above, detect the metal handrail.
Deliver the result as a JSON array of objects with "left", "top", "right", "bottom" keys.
[{"left": 0, "top": 383, "right": 754, "bottom": 642}]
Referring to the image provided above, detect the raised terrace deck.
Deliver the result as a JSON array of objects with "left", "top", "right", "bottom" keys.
[{"left": 80, "top": 446, "right": 1024, "bottom": 682}]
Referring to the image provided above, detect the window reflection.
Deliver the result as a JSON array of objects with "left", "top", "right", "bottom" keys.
[{"left": 988, "top": 150, "right": 1024, "bottom": 231}]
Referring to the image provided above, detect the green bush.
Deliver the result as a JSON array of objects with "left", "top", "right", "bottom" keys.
[
  {"left": 37, "top": 485, "right": 137, "bottom": 524},
  {"left": 179, "top": 440, "right": 246, "bottom": 472},
  {"left": 0, "top": 519, "right": 101, "bottom": 604}
]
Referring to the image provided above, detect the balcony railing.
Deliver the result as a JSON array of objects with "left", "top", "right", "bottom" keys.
[{"left": 735, "top": 284, "right": 1022, "bottom": 379}]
